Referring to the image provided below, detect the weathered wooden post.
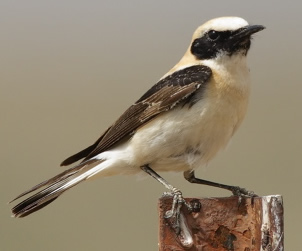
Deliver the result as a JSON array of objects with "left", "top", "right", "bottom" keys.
[{"left": 159, "top": 195, "right": 283, "bottom": 251}]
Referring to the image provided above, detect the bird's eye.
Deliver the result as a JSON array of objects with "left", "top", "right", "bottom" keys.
[{"left": 208, "top": 30, "right": 220, "bottom": 41}]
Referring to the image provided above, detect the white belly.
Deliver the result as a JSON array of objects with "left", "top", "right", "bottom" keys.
[{"left": 126, "top": 87, "right": 248, "bottom": 172}]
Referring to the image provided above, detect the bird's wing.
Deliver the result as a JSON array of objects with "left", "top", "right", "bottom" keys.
[
  {"left": 10, "top": 65, "right": 211, "bottom": 214},
  {"left": 61, "top": 65, "right": 212, "bottom": 165}
]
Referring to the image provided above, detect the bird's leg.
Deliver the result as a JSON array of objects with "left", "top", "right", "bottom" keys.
[
  {"left": 184, "top": 170, "right": 256, "bottom": 197},
  {"left": 141, "top": 165, "right": 192, "bottom": 233}
]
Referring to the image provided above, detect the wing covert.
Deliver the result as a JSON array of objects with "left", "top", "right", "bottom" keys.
[{"left": 61, "top": 65, "right": 212, "bottom": 164}]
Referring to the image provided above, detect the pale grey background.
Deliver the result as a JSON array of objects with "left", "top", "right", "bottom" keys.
[{"left": 1, "top": 1, "right": 301, "bottom": 250}]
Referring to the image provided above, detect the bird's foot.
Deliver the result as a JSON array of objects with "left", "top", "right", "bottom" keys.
[
  {"left": 162, "top": 188, "right": 192, "bottom": 234},
  {"left": 230, "top": 186, "right": 257, "bottom": 206},
  {"left": 230, "top": 186, "right": 257, "bottom": 197}
]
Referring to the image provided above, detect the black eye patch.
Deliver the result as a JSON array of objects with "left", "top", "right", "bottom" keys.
[
  {"left": 207, "top": 30, "right": 220, "bottom": 41},
  {"left": 191, "top": 30, "right": 235, "bottom": 60}
]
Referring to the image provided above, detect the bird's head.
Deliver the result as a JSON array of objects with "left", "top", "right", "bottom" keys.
[{"left": 190, "top": 17, "right": 265, "bottom": 60}]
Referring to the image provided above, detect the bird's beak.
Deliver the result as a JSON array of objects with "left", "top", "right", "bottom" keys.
[{"left": 231, "top": 25, "right": 265, "bottom": 41}]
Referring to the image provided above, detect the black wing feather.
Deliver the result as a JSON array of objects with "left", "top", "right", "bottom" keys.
[
  {"left": 62, "top": 65, "right": 212, "bottom": 164},
  {"left": 60, "top": 127, "right": 111, "bottom": 166}
]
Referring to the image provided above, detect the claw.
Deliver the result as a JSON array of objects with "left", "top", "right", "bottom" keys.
[
  {"left": 230, "top": 186, "right": 258, "bottom": 209},
  {"left": 231, "top": 186, "right": 257, "bottom": 197},
  {"left": 162, "top": 189, "right": 192, "bottom": 234}
]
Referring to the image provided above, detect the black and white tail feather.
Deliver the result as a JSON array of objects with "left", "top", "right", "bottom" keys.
[{"left": 10, "top": 158, "right": 105, "bottom": 217}]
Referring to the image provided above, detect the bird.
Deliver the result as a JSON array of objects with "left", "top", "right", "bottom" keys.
[{"left": 10, "top": 17, "right": 264, "bottom": 223}]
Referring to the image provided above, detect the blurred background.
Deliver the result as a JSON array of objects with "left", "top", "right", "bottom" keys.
[{"left": 1, "top": 0, "right": 301, "bottom": 250}]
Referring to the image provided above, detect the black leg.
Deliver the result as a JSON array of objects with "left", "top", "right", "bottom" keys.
[
  {"left": 141, "top": 165, "right": 175, "bottom": 191},
  {"left": 141, "top": 165, "right": 192, "bottom": 233},
  {"left": 183, "top": 170, "right": 256, "bottom": 197}
]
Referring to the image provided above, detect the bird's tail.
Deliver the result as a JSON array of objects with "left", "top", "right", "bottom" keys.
[{"left": 10, "top": 158, "right": 107, "bottom": 218}]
